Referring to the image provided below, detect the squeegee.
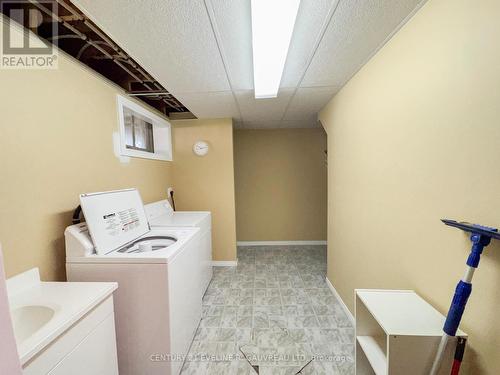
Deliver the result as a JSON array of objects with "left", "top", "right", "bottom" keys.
[{"left": 430, "top": 219, "right": 500, "bottom": 375}]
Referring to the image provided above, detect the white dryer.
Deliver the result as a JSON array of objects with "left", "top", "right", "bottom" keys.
[
  {"left": 65, "top": 189, "right": 203, "bottom": 375},
  {"left": 144, "top": 199, "right": 212, "bottom": 294}
]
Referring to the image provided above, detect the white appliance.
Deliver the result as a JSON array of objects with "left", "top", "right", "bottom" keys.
[
  {"left": 65, "top": 189, "right": 202, "bottom": 375},
  {"left": 145, "top": 199, "right": 212, "bottom": 294}
]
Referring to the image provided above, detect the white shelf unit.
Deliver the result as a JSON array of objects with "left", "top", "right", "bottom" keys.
[{"left": 355, "top": 289, "right": 467, "bottom": 375}]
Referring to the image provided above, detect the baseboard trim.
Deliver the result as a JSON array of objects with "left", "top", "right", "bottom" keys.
[
  {"left": 237, "top": 241, "right": 327, "bottom": 246},
  {"left": 212, "top": 260, "right": 238, "bottom": 267},
  {"left": 325, "top": 277, "right": 355, "bottom": 325}
]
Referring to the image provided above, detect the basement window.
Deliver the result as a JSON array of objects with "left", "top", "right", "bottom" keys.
[
  {"left": 124, "top": 108, "right": 155, "bottom": 153},
  {"left": 117, "top": 95, "right": 172, "bottom": 161}
]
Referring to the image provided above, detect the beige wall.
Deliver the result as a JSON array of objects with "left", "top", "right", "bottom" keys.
[
  {"left": 0, "top": 51, "right": 173, "bottom": 281},
  {"left": 319, "top": 0, "right": 500, "bottom": 373},
  {"left": 172, "top": 119, "right": 237, "bottom": 261},
  {"left": 234, "top": 129, "right": 327, "bottom": 241}
]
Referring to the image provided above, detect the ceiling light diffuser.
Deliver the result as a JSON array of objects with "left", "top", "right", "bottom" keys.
[{"left": 251, "top": 0, "right": 301, "bottom": 99}]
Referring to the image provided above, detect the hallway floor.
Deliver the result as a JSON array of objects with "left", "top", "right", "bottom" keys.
[{"left": 180, "top": 245, "right": 354, "bottom": 374}]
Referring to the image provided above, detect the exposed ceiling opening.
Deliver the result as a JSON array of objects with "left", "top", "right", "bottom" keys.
[{"left": 0, "top": 0, "right": 193, "bottom": 119}]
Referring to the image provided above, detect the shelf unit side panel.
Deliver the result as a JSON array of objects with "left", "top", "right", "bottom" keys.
[{"left": 387, "top": 335, "right": 457, "bottom": 375}]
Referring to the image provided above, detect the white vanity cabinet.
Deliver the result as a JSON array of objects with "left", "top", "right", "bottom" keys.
[
  {"left": 23, "top": 297, "right": 118, "bottom": 375},
  {"left": 6, "top": 268, "right": 119, "bottom": 375}
]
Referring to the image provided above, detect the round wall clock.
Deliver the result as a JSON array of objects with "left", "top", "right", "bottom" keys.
[{"left": 193, "top": 141, "right": 209, "bottom": 156}]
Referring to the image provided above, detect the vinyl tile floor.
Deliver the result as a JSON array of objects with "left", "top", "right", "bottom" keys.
[{"left": 180, "top": 245, "right": 355, "bottom": 375}]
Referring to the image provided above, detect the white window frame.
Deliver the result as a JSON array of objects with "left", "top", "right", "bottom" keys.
[{"left": 116, "top": 94, "right": 172, "bottom": 161}]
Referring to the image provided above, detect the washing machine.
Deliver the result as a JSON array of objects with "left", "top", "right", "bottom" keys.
[
  {"left": 65, "top": 189, "right": 202, "bottom": 375},
  {"left": 144, "top": 199, "right": 212, "bottom": 294}
]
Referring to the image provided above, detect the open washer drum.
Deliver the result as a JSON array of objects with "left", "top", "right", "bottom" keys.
[{"left": 79, "top": 188, "right": 179, "bottom": 255}]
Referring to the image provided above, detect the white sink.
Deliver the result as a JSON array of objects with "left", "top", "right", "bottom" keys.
[
  {"left": 11, "top": 305, "right": 55, "bottom": 342},
  {"left": 6, "top": 268, "right": 118, "bottom": 368}
]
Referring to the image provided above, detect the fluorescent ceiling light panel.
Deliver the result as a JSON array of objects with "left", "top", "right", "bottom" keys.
[{"left": 251, "top": 0, "right": 301, "bottom": 99}]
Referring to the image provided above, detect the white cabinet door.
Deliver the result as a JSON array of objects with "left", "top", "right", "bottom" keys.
[{"left": 48, "top": 314, "right": 118, "bottom": 375}]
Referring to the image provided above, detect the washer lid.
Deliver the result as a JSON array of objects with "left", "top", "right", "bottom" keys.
[{"left": 79, "top": 189, "right": 150, "bottom": 255}]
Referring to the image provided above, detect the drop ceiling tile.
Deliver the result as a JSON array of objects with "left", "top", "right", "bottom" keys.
[
  {"left": 283, "top": 86, "right": 338, "bottom": 121},
  {"left": 242, "top": 119, "right": 319, "bottom": 129},
  {"left": 175, "top": 91, "right": 240, "bottom": 119},
  {"left": 72, "top": 0, "right": 230, "bottom": 94},
  {"left": 281, "top": 0, "right": 338, "bottom": 88},
  {"left": 242, "top": 120, "right": 283, "bottom": 129},
  {"left": 71, "top": 0, "right": 424, "bottom": 127},
  {"left": 301, "top": 0, "right": 424, "bottom": 88},
  {"left": 235, "top": 89, "right": 294, "bottom": 122},
  {"left": 281, "top": 119, "right": 320, "bottom": 128},
  {"left": 207, "top": 0, "right": 253, "bottom": 90}
]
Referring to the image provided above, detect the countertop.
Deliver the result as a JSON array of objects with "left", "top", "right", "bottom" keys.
[{"left": 7, "top": 268, "right": 117, "bottom": 365}]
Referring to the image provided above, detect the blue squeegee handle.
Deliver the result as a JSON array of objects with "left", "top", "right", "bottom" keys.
[
  {"left": 443, "top": 233, "right": 489, "bottom": 335},
  {"left": 431, "top": 222, "right": 497, "bottom": 375},
  {"left": 443, "top": 281, "right": 471, "bottom": 336}
]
